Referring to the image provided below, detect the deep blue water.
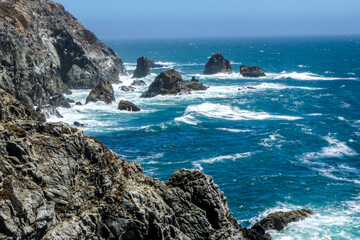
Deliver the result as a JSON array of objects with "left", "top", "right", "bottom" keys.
[{"left": 57, "top": 36, "right": 360, "bottom": 239}]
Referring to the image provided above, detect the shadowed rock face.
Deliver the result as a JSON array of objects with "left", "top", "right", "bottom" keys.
[
  {"left": 85, "top": 81, "right": 115, "bottom": 104},
  {"left": 204, "top": 53, "right": 233, "bottom": 75},
  {"left": 118, "top": 100, "right": 140, "bottom": 112},
  {"left": 252, "top": 209, "right": 314, "bottom": 232},
  {"left": 133, "top": 56, "right": 151, "bottom": 78},
  {"left": 240, "top": 65, "right": 266, "bottom": 77},
  {"left": 141, "top": 69, "right": 190, "bottom": 98},
  {"left": 0, "top": 0, "right": 126, "bottom": 106}
]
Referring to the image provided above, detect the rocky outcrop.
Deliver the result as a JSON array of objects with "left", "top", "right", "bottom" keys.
[
  {"left": 120, "top": 86, "right": 135, "bottom": 92},
  {"left": 140, "top": 69, "right": 190, "bottom": 98},
  {"left": 252, "top": 209, "right": 314, "bottom": 232},
  {"left": 240, "top": 65, "right": 266, "bottom": 77},
  {"left": 204, "top": 53, "right": 233, "bottom": 75},
  {"left": 85, "top": 81, "right": 115, "bottom": 104},
  {"left": 49, "top": 93, "right": 71, "bottom": 108},
  {"left": 131, "top": 79, "right": 147, "bottom": 86},
  {"left": 0, "top": 89, "right": 272, "bottom": 239},
  {"left": 118, "top": 100, "right": 140, "bottom": 112},
  {"left": 0, "top": 0, "right": 126, "bottom": 106},
  {"left": 133, "top": 56, "right": 151, "bottom": 78},
  {"left": 185, "top": 80, "right": 208, "bottom": 91},
  {"left": 36, "top": 105, "right": 63, "bottom": 118}
]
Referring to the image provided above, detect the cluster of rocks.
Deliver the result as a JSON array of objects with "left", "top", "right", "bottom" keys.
[
  {"left": 0, "top": 91, "right": 314, "bottom": 239},
  {"left": 141, "top": 69, "right": 208, "bottom": 98},
  {"left": 204, "top": 53, "right": 266, "bottom": 77}
]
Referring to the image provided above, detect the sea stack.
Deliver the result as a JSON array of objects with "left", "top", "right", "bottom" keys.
[
  {"left": 85, "top": 81, "right": 115, "bottom": 104},
  {"left": 133, "top": 56, "right": 151, "bottom": 78},
  {"left": 240, "top": 65, "right": 266, "bottom": 77},
  {"left": 204, "top": 53, "right": 233, "bottom": 75},
  {"left": 141, "top": 69, "right": 190, "bottom": 98},
  {"left": 118, "top": 100, "right": 141, "bottom": 111}
]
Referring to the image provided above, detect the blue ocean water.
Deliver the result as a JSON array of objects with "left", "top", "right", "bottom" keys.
[{"left": 55, "top": 36, "right": 360, "bottom": 239}]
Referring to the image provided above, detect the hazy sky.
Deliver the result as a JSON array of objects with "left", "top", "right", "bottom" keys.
[{"left": 55, "top": 0, "right": 360, "bottom": 39}]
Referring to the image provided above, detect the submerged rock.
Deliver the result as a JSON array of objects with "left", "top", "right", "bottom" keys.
[
  {"left": 131, "top": 79, "right": 147, "bottom": 86},
  {"left": 204, "top": 53, "right": 233, "bottom": 75},
  {"left": 141, "top": 69, "right": 190, "bottom": 98},
  {"left": 36, "top": 105, "right": 63, "bottom": 118},
  {"left": 120, "top": 86, "right": 136, "bottom": 92},
  {"left": 0, "top": 0, "right": 126, "bottom": 106},
  {"left": 73, "top": 121, "right": 87, "bottom": 127},
  {"left": 49, "top": 94, "right": 71, "bottom": 108},
  {"left": 118, "top": 100, "right": 140, "bottom": 112},
  {"left": 252, "top": 209, "right": 314, "bottom": 232},
  {"left": 240, "top": 65, "right": 266, "bottom": 77},
  {"left": 185, "top": 81, "right": 208, "bottom": 91},
  {"left": 133, "top": 56, "right": 151, "bottom": 78},
  {"left": 85, "top": 81, "right": 115, "bottom": 104},
  {"left": 75, "top": 101, "right": 83, "bottom": 106}
]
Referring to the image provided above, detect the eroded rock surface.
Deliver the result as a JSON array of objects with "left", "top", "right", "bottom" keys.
[
  {"left": 240, "top": 65, "right": 266, "bottom": 78},
  {"left": 85, "top": 81, "right": 115, "bottom": 104},
  {"left": 0, "top": 0, "right": 126, "bottom": 106}
]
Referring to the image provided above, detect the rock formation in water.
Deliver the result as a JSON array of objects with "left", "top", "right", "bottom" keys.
[
  {"left": 36, "top": 105, "right": 63, "bottom": 118},
  {"left": 85, "top": 81, "right": 115, "bottom": 104},
  {"left": 118, "top": 100, "right": 141, "bottom": 112},
  {"left": 119, "top": 86, "right": 135, "bottom": 92},
  {"left": 240, "top": 65, "right": 266, "bottom": 77},
  {"left": 147, "top": 58, "right": 164, "bottom": 68},
  {"left": 204, "top": 53, "right": 233, "bottom": 75},
  {"left": 131, "top": 79, "right": 147, "bottom": 86},
  {"left": 48, "top": 93, "right": 71, "bottom": 109},
  {"left": 252, "top": 209, "right": 314, "bottom": 232},
  {"left": 0, "top": 0, "right": 126, "bottom": 107},
  {"left": 133, "top": 56, "right": 151, "bottom": 78},
  {"left": 141, "top": 69, "right": 208, "bottom": 98}
]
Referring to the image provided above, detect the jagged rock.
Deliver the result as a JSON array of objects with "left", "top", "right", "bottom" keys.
[
  {"left": 66, "top": 98, "right": 75, "bottom": 103},
  {"left": 49, "top": 94, "right": 71, "bottom": 108},
  {"left": 85, "top": 81, "right": 115, "bottom": 104},
  {"left": 191, "top": 76, "right": 199, "bottom": 82},
  {"left": 120, "top": 86, "right": 136, "bottom": 92},
  {"left": 252, "top": 209, "right": 314, "bottom": 232},
  {"left": 185, "top": 81, "right": 208, "bottom": 91},
  {"left": 75, "top": 102, "right": 83, "bottom": 106},
  {"left": 131, "top": 79, "right": 147, "bottom": 86},
  {"left": 204, "top": 53, "right": 233, "bottom": 75},
  {"left": 141, "top": 69, "right": 191, "bottom": 98},
  {"left": 147, "top": 58, "right": 164, "bottom": 68},
  {"left": 118, "top": 100, "right": 140, "bottom": 112},
  {"left": 36, "top": 105, "right": 63, "bottom": 118},
  {"left": 73, "top": 121, "right": 86, "bottom": 127},
  {"left": 133, "top": 56, "right": 151, "bottom": 78},
  {"left": 0, "top": 0, "right": 126, "bottom": 106},
  {"left": 240, "top": 65, "right": 266, "bottom": 77}
]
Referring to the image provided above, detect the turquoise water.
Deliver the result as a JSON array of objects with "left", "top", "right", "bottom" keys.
[{"left": 56, "top": 36, "right": 360, "bottom": 239}]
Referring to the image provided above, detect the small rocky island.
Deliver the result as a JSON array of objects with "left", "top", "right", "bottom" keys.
[
  {"left": 0, "top": 0, "right": 312, "bottom": 239},
  {"left": 204, "top": 53, "right": 233, "bottom": 75},
  {"left": 141, "top": 69, "right": 208, "bottom": 98},
  {"left": 133, "top": 56, "right": 151, "bottom": 78},
  {"left": 240, "top": 65, "right": 266, "bottom": 77}
]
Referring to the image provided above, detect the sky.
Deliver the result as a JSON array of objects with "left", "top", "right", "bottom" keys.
[{"left": 55, "top": 0, "right": 360, "bottom": 39}]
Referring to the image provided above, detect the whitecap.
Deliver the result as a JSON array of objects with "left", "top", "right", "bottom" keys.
[
  {"left": 192, "top": 152, "right": 252, "bottom": 170},
  {"left": 273, "top": 71, "right": 358, "bottom": 81},
  {"left": 216, "top": 128, "right": 253, "bottom": 133}
]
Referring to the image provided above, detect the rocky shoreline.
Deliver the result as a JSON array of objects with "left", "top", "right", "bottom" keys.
[{"left": 0, "top": 0, "right": 313, "bottom": 239}]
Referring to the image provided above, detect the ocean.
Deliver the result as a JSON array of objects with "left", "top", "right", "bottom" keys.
[{"left": 52, "top": 36, "right": 360, "bottom": 239}]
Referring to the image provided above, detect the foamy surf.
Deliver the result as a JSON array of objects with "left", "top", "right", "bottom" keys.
[
  {"left": 193, "top": 152, "right": 252, "bottom": 171},
  {"left": 273, "top": 71, "right": 358, "bottom": 81}
]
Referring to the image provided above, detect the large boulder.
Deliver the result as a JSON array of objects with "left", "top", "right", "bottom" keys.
[
  {"left": 0, "top": 0, "right": 126, "bottom": 106},
  {"left": 49, "top": 94, "right": 71, "bottom": 108},
  {"left": 85, "top": 81, "right": 115, "bottom": 104},
  {"left": 240, "top": 65, "right": 266, "bottom": 77},
  {"left": 133, "top": 56, "right": 151, "bottom": 78},
  {"left": 141, "top": 69, "right": 190, "bottom": 98},
  {"left": 119, "top": 85, "right": 135, "bottom": 92},
  {"left": 118, "top": 100, "right": 140, "bottom": 112},
  {"left": 204, "top": 53, "right": 233, "bottom": 75},
  {"left": 252, "top": 209, "right": 314, "bottom": 232}
]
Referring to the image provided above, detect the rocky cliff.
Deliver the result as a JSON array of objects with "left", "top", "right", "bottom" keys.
[
  {"left": 0, "top": 89, "right": 271, "bottom": 239},
  {"left": 0, "top": 0, "right": 126, "bottom": 106}
]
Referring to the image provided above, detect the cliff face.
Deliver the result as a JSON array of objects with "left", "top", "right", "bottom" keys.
[
  {"left": 0, "top": 89, "right": 269, "bottom": 239},
  {"left": 0, "top": 0, "right": 126, "bottom": 106}
]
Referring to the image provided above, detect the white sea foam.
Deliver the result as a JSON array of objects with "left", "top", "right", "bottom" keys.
[
  {"left": 176, "top": 103, "right": 302, "bottom": 125},
  {"left": 260, "top": 134, "right": 286, "bottom": 148},
  {"left": 298, "top": 65, "right": 308, "bottom": 68},
  {"left": 216, "top": 128, "right": 253, "bottom": 133},
  {"left": 273, "top": 71, "right": 358, "bottom": 81},
  {"left": 193, "top": 152, "right": 252, "bottom": 170}
]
